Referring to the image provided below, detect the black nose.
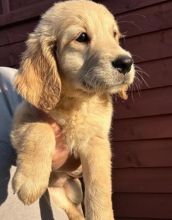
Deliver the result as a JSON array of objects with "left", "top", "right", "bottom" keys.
[{"left": 112, "top": 55, "right": 133, "bottom": 74}]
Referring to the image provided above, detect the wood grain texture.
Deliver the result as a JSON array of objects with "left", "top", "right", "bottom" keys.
[
  {"left": 114, "top": 86, "right": 172, "bottom": 119},
  {"left": 0, "top": 41, "right": 25, "bottom": 67},
  {"left": 123, "top": 28, "right": 172, "bottom": 63},
  {"left": 112, "top": 167, "right": 172, "bottom": 193},
  {"left": 9, "top": 0, "right": 42, "bottom": 10},
  {"left": 0, "top": 0, "right": 56, "bottom": 27},
  {"left": 113, "top": 193, "right": 172, "bottom": 219},
  {"left": 102, "top": 0, "right": 168, "bottom": 15},
  {"left": 117, "top": 1, "right": 172, "bottom": 37},
  {"left": 112, "top": 115, "right": 172, "bottom": 141},
  {"left": 133, "top": 57, "right": 172, "bottom": 90},
  {"left": 112, "top": 139, "right": 172, "bottom": 168},
  {"left": 0, "top": 19, "right": 37, "bottom": 46}
]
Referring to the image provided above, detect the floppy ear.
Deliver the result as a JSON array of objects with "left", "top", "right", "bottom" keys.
[{"left": 15, "top": 32, "right": 61, "bottom": 112}]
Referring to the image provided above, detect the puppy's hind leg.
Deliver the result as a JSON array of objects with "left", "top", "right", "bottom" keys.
[{"left": 48, "top": 185, "right": 84, "bottom": 220}]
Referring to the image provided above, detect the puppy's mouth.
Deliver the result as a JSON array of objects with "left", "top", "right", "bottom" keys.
[
  {"left": 79, "top": 66, "right": 135, "bottom": 94},
  {"left": 80, "top": 77, "right": 127, "bottom": 93}
]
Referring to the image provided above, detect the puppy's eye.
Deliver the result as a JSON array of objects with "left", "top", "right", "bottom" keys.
[{"left": 76, "top": 33, "right": 90, "bottom": 43}]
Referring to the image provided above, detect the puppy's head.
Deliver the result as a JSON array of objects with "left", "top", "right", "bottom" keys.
[{"left": 15, "top": 0, "right": 135, "bottom": 112}]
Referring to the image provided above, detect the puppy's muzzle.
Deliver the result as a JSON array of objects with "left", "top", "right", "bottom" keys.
[{"left": 112, "top": 55, "right": 133, "bottom": 75}]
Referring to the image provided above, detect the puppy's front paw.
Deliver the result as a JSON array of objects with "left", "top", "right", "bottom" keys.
[{"left": 12, "top": 169, "right": 49, "bottom": 205}]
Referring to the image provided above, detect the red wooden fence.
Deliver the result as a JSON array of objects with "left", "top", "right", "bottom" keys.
[{"left": 108, "top": 0, "right": 172, "bottom": 219}]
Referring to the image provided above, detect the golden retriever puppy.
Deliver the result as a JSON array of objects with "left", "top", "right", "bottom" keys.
[{"left": 11, "top": 0, "right": 135, "bottom": 219}]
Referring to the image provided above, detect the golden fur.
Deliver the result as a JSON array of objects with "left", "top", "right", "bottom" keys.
[{"left": 11, "top": 1, "right": 135, "bottom": 219}]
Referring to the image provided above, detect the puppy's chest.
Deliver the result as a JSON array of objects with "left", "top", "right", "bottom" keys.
[{"left": 51, "top": 101, "right": 112, "bottom": 152}]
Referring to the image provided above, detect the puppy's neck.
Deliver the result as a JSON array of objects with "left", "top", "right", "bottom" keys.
[
  {"left": 56, "top": 95, "right": 84, "bottom": 111},
  {"left": 54, "top": 89, "right": 111, "bottom": 113}
]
